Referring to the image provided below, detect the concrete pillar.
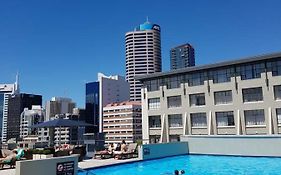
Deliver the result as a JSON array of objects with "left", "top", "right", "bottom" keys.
[
  {"left": 268, "top": 107, "right": 272, "bottom": 135},
  {"left": 208, "top": 111, "right": 212, "bottom": 135},
  {"left": 237, "top": 109, "right": 240, "bottom": 135}
]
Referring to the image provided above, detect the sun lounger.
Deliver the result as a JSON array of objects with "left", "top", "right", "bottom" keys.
[
  {"left": 0, "top": 149, "right": 25, "bottom": 169},
  {"left": 94, "top": 150, "right": 114, "bottom": 159},
  {"left": 114, "top": 143, "right": 138, "bottom": 160}
]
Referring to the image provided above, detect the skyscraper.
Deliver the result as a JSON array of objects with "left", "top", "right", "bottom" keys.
[
  {"left": 7, "top": 93, "right": 42, "bottom": 140},
  {"left": 85, "top": 73, "right": 130, "bottom": 133},
  {"left": 0, "top": 76, "right": 19, "bottom": 142},
  {"left": 125, "top": 20, "right": 162, "bottom": 101},
  {"left": 170, "top": 43, "right": 195, "bottom": 70}
]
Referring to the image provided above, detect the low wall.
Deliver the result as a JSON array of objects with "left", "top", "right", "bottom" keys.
[
  {"left": 139, "top": 142, "right": 188, "bottom": 160},
  {"left": 16, "top": 155, "right": 79, "bottom": 175},
  {"left": 181, "top": 135, "right": 281, "bottom": 157}
]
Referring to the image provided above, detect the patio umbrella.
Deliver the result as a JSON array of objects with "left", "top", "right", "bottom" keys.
[{"left": 30, "top": 118, "right": 96, "bottom": 148}]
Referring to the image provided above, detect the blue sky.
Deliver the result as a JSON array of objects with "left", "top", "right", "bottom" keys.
[{"left": 1, "top": 0, "right": 281, "bottom": 107}]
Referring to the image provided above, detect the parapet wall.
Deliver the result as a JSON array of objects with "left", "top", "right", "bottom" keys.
[
  {"left": 181, "top": 135, "right": 281, "bottom": 157},
  {"left": 139, "top": 142, "right": 189, "bottom": 160},
  {"left": 16, "top": 155, "right": 78, "bottom": 175}
]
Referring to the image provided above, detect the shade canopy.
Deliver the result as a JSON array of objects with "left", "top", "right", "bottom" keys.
[{"left": 30, "top": 118, "right": 95, "bottom": 128}]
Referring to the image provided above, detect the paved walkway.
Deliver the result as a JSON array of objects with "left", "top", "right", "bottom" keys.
[
  {"left": 0, "top": 168, "right": 15, "bottom": 175},
  {"left": 79, "top": 157, "right": 141, "bottom": 169},
  {"left": 0, "top": 158, "right": 141, "bottom": 175}
]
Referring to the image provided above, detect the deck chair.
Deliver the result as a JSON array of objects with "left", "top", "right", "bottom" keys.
[
  {"left": 0, "top": 149, "right": 25, "bottom": 169},
  {"left": 114, "top": 143, "right": 138, "bottom": 159}
]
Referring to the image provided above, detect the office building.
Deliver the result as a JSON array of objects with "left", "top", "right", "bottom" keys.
[
  {"left": 20, "top": 105, "right": 45, "bottom": 139},
  {"left": 51, "top": 109, "right": 86, "bottom": 146},
  {"left": 85, "top": 73, "right": 130, "bottom": 133},
  {"left": 170, "top": 43, "right": 195, "bottom": 70},
  {"left": 0, "top": 76, "right": 19, "bottom": 142},
  {"left": 7, "top": 93, "right": 42, "bottom": 140},
  {"left": 45, "top": 97, "right": 76, "bottom": 120},
  {"left": 125, "top": 20, "right": 162, "bottom": 101},
  {"left": 137, "top": 52, "right": 281, "bottom": 144},
  {"left": 103, "top": 101, "right": 142, "bottom": 144}
]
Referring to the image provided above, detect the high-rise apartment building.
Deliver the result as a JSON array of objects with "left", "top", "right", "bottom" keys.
[
  {"left": 0, "top": 76, "right": 19, "bottom": 142},
  {"left": 85, "top": 73, "right": 130, "bottom": 133},
  {"left": 103, "top": 101, "right": 142, "bottom": 144},
  {"left": 125, "top": 20, "right": 162, "bottom": 101},
  {"left": 20, "top": 105, "right": 45, "bottom": 139},
  {"left": 7, "top": 93, "right": 42, "bottom": 140},
  {"left": 170, "top": 43, "right": 195, "bottom": 70}
]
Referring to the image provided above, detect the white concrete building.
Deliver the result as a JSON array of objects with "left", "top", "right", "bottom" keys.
[
  {"left": 125, "top": 20, "right": 162, "bottom": 101},
  {"left": 20, "top": 105, "right": 45, "bottom": 139},
  {"left": 137, "top": 52, "right": 281, "bottom": 144},
  {"left": 103, "top": 101, "right": 142, "bottom": 144},
  {"left": 0, "top": 76, "right": 19, "bottom": 143}
]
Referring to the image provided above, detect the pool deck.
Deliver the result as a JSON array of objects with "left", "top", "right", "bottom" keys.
[
  {"left": 0, "top": 158, "right": 141, "bottom": 175},
  {"left": 79, "top": 157, "right": 141, "bottom": 169},
  {"left": 0, "top": 168, "right": 15, "bottom": 175}
]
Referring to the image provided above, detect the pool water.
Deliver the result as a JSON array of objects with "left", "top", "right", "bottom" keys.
[{"left": 78, "top": 155, "right": 281, "bottom": 175}]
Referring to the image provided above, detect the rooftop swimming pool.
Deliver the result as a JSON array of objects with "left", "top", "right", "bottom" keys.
[{"left": 78, "top": 155, "right": 281, "bottom": 175}]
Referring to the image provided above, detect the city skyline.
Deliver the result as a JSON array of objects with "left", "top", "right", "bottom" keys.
[{"left": 1, "top": 0, "right": 281, "bottom": 107}]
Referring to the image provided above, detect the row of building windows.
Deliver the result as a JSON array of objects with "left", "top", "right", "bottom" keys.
[
  {"left": 104, "top": 119, "right": 142, "bottom": 123},
  {"left": 149, "top": 108, "right": 281, "bottom": 128},
  {"left": 105, "top": 130, "right": 142, "bottom": 135},
  {"left": 145, "top": 60, "right": 281, "bottom": 91},
  {"left": 148, "top": 85, "right": 281, "bottom": 109}
]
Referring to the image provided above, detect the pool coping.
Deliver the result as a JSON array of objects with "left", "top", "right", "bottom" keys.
[
  {"left": 79, "top": 154, "right": 188, "bottom": 172},
  {"left": 79, "top": 153, "right": 281, "bottom": 173}
]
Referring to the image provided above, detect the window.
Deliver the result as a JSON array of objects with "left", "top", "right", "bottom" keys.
[
  {"left": 276, "top": 109, "right": 281, "bottom": 125},
  {"left": 216, "top": 111, "right": 235, "bottom": 126},
  {"left": 268, "top": 60, "right": 281, "bottom": 76},
  {"left": 244, "top": 109, "right": 265, "bottom": 126},
  {"left": 189, "top": 93, "right": 205, "bottom": 106},
  {"left": 148, "top": 98, "right": 160, "bottom": 110},
  {"left": 169, "top": 135, "right": 180, "bottom": 142},
  {"left": 168, "top": 114, "right": 183, "bottom": 127},
  {"left": 191, "top": 113, "right": 207, "bottom": 127},
  {"left": 167, "top": 96, "right": 182, "bottom": 108},
  {"left": 274, "top": 85, "right": 281, "bottom": 100},
  {"left": 211, "top": 68, "right": 233, "bottom": 83},
  {"left": 150, "top": 135, "right": 160, "bottom": 143},
  {"left": 187, "top": 72, "right": 206, "bottom": 86},
  {"left": 242, "top": 87, "right": 263, "bottom": 102},
  {"left": 149, "top": 116, "right": 161, "bottom": 128},
  {"left": 238, "top": 63, "right": 265, "bottom": 80},
  {"left": 165, "top": 76, "right": 182, "bottom": 89},
  {"left": 214, "top": 90, "right": 232, "bottom": 105},
  {"left": 146, "top": 79, "right": 159, "bottom": 92}
]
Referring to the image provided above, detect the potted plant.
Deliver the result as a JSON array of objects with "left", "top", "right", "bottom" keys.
[
  {"left": 32, "top": 149, "right": 54, "bottom": 159},
  {"left": 40, "top": 150, "right": 53, "bottom": 159}
]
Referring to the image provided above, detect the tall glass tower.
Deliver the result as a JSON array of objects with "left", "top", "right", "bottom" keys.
[
  {"left": 125, "top": 20, "right": 162, "bottom": 101},
  {"left": 170, "top": 43, "right": 195, "bottom": 70}
]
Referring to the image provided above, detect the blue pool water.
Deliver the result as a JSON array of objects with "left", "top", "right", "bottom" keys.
[{"left": 78, "top": 155, "right": 281, "bottom": 175}]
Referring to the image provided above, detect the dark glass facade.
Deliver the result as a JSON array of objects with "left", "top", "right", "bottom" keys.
[
  {"left": 170, "top": 43, "right": 195, "bottom": 70},
  {"left": 85, "top": 82, "right": 99, "bottom": 133},
  {"left": 7, "top": 93, "right": 42, "bottom": 140}
]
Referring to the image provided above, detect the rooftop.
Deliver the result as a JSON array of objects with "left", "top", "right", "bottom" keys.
[
  {"left": 105, "top": 101, "right": 141, "bottom": 107},
  {"left": 136, "top": 51, "right": 281, "bottom": 81}
]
